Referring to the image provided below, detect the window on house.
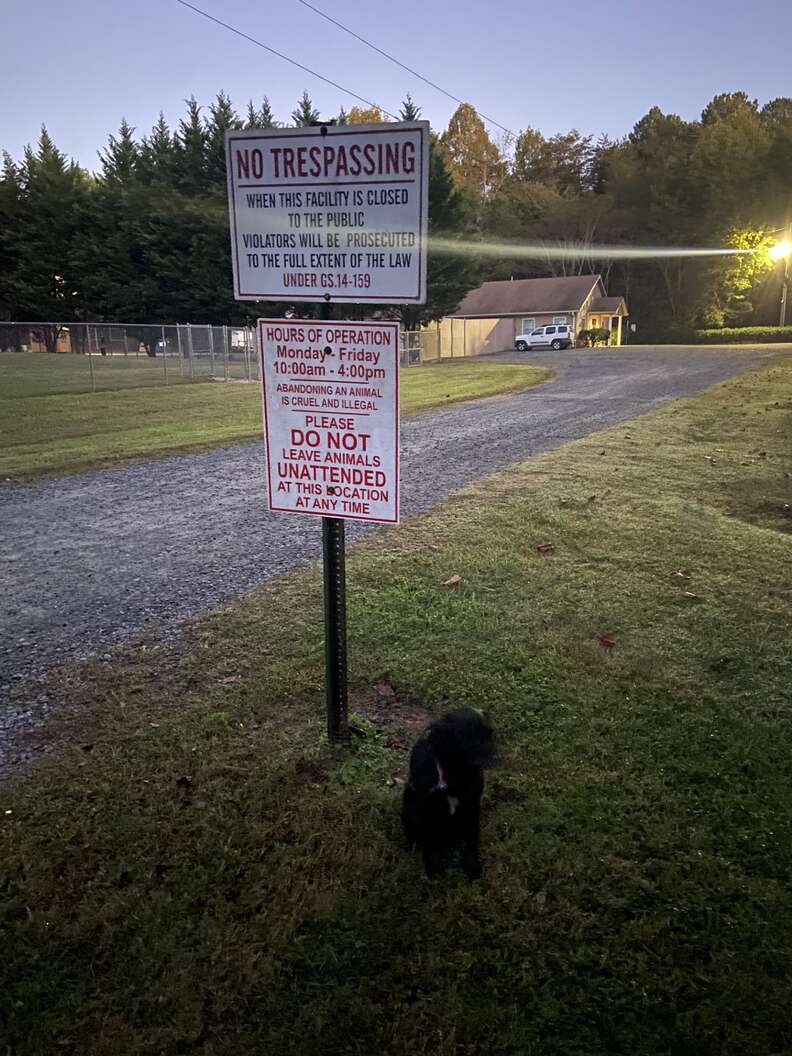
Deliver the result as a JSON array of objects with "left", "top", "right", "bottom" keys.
[
  {"left": 611, "top": 316, "right": 620, "bottom": 329},
  {"left": 520, "top": 318, "right": 535, "bottom": 334},
  {"left": 553, "top": 315, "right": 568, "bottom": 324}
]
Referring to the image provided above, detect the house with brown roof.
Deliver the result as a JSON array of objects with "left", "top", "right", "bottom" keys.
[{"left": 424, "top": 274, "right": 628, "bottom": 358}]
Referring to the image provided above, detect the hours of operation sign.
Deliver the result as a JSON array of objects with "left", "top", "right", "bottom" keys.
[
  {"left": 259, "top": 318, "right": 399, "bottom": 524},
  {"left": 226, "top": 121, "right": 429, "bottom": 303}
]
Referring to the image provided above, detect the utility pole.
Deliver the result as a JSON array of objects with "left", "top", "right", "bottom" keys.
[
  {"left": 780, "top": 251, "right": 789, "bottom": 328},
  {"left": 771, "top": 232, "right": 791, "bottom": 328}
]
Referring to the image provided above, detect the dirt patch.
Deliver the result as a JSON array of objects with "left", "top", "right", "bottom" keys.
[
  {"left": 351, "top": 679, "right": 433, "bottom": 750},
  {"left": 0, "top": 629, "right": 182, "bottom": 782},
  {"left": 293, "top": 756, "right": 329, "bottom": 785},
  {"left": 725, "top": 472, "right": 792, "bottom": 535}
]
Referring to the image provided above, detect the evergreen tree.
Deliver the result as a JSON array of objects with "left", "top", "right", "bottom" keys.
[
  {"left": 205, "top": 91, "right": 241, "bottom": 188},
  {"left": 259, "top": 97, "right": 276, "bottom": 128},
  {"left": 399, "top": 94, "right": 422, "bottom": 121},
  {"left": 11, "top": 128, "right": 91, "bottom": 342},
  {"left": 175, "top": 96, "right": 209, "bottom": 194},
  {"left": 138, "top": 113, "right": 176, "bottom": 185},
  {"left": 246, "top": 97, "right": 277, "bottom": 129},
  {"left": 291, "top": 91, "right": 320, "bottom": 126},
  {"left": 99, "top": 119, "right": 139, "bottom": 184},
  {"left": 0, "top": 154, "right": 23, "bottom": 321}
]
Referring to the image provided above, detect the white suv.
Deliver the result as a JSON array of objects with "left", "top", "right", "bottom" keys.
[{"left": 515, "top": 324, "right": 573, "bottom": 351}]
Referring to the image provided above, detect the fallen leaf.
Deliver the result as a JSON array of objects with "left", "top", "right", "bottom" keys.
[
  {"left": 219, "top": 675, "right": 242, "bottom": 686},
  {"left": 444, "top": 574, "right": 463, "bottom": 587},
  {"left": 536, "top": 543, "right": 555, "bottom": 554},
  {"left": 671, "top": 569, "right": 690, "bottom": 579},
  {"left": 683, "top": 591, "right": 700, "bottom": 599},
  {"left": 597, "top": 632, "right": 617, "bottom": 650}
]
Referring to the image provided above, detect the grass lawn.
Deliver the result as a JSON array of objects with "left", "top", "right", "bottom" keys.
[
  {"left": 3, "top": 359, "right": 792, "bottom": 1055},
  {"left": 0, "top": 360, "right": 549, "bottom": 480},
  {"left": 0, "top": 351, "right": 201, "bottom": 398}
]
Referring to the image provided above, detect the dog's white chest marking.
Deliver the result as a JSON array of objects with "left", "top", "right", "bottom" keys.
[{"left": 432, "top": 759, "right": 458, "bottom": 813}]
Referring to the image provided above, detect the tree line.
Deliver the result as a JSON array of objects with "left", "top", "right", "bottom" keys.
[{"left": 1, "top": 89, "right": 790, "bottom": 344}]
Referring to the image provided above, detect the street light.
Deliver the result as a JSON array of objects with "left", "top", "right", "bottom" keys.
[{"left": 770, "top": 237, "right": 791, "bottom": 326}]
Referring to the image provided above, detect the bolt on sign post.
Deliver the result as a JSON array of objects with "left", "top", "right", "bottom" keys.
[{"left": 225, "top": 120, "right": 429, "bottom": 742}]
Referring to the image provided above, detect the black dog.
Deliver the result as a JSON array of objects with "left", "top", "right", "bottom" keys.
[{"left": 402, "top": 709, "right": 499, "bottom": 880}]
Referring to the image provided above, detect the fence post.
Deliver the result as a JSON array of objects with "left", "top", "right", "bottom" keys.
[
  {"left": 222, "top": 325, "right": 229, "bottom": 381},
  {"left": 176, "top": 325, "right": 185, "bottom": 377},
  {"left": 251, "top": 326, "right": 259, "bottom": 381},
  {"left": 162, "top": 326, "right": 169, "bottom": 385},
  {"left": 245, "top": 329, "right": 252, "bottom": 382},
  {"left": 186, "top": 325, "right": 195, "bottom": 379},
  {"left": 209, "top": 325, "right": 215, "bottom": 377},
  {"left": 86, "top": 325, "right": 96, "bottom": 393}
]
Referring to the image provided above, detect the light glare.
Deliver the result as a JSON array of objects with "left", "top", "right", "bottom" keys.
[{"left": 427, "top": 237, "right": 755, "bottom": 261}]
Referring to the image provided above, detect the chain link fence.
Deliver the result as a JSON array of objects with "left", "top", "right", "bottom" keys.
[
  {"left": 0, "top": 322, "right": 261, "bottom": 397},
  {"left": 0, "top": 322, "right": 436, "bottom": 398}
]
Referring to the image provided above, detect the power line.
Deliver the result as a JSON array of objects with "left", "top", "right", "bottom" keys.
[
  {"left": 174, "top": 0, "right": 399, "bottom": 120},
  {"left": 297, "top": 0, "right": 515, "bottom": 138}
]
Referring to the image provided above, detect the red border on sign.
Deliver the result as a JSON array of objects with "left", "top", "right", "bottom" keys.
[
  {"left": 258, "top": 318, "right": 400, "bottom": 525},
  {"left": 229, "top": 126, "right": 426, "bottom": 303}
]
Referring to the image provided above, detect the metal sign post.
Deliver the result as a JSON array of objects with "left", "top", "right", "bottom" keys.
[
  {"left": 319, "top": 299, "right": 348, "bottom": 741},
  {"left": 322, "top": 512, "right": 348, "bottom": 741}
]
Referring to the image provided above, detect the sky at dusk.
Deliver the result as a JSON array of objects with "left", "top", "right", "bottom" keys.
[{"left": 3, "top": 0, "right": 791, "bottom": 169}]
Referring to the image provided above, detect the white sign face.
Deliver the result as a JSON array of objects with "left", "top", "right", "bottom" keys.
[
  {"left": 226, "top": 122, "right": 429, "bottom": 304},
  {"left": 258, "top": 318, "right": 399, "bottom": 524}
]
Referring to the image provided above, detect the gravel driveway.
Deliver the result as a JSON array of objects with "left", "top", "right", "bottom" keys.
[{"left": 0, "top": 345, "right": 774, "bottom": 691}]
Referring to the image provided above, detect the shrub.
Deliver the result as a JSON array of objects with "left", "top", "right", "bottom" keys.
[
  {"left": 577, "top": 327, "right": 612, "bottom": 347},
  {"left": 694, "top": 325, "right": 792, "bottom": 344}
]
